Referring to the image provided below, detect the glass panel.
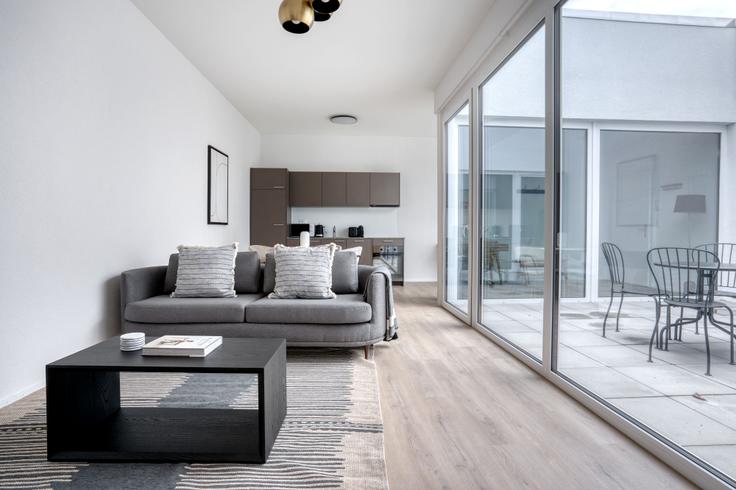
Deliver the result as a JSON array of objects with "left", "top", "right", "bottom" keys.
[
  {"left": 557, "top": 0, "right": 734, "bottom": 483},
  {"left": 479, "top": 25, "right": 545, "bottom": 360},
  {"left": 444, "top": 104, "right": 470, "bottom": 313}
]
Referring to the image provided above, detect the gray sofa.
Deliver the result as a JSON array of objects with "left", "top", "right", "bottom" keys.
[{"left": 120, "top": 251, "right": 389, "bottom": 358}]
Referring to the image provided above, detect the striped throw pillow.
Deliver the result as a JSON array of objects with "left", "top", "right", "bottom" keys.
[
  {"left": 269, "top": 244, "right": 337, "bottom": 299},
  {"left": 171, "top": 243, "right": 238, "bottom": 298}
]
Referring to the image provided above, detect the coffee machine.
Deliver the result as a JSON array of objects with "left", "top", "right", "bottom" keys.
[{"left": 314, "top": 224, "right": 325, "bottom": 237}]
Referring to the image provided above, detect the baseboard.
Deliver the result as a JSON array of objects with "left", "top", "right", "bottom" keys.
[
  {"left": 402, "top": 281, "right": 438, "bottom": 286},
  {"left": 0, "top": 381, "right": 44, "bottom": 409}
]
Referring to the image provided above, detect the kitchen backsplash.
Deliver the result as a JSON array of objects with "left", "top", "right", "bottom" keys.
[{"left": 290, "top": 207, "right": 399, "bottom": 237}]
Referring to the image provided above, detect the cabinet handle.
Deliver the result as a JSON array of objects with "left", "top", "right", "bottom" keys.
[
  {"left": 273, "top": 185, "right": 285, "bottom": 189},
  {"left": 382, "top": 240, "right": 394, "bottom": 243},
  {"left": 273, "top": 223, "right": 285, "bottom": 226},
  {"left": 353, "top": 240, "right": 364, "bottom": 243}
]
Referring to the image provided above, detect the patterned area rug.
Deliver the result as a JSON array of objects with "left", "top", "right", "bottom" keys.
[{"left": 0, "top": 349, "right": 387, "bottom": 489}]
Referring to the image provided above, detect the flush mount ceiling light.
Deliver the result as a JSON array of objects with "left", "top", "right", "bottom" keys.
[
  {"left": 329, "top": 114, "right": 358, "bottom": 125},
  {"left": 278, "top": 0, "right": 314, "bottom": 34},
  {"left": 279, "top": 0, "right": 342, "bottom": 33}
]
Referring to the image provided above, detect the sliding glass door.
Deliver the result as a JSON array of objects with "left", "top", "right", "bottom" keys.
[
  {"left": 438, "top": 0, "right": 735, "bottom": 485},
  {"left": 479, "top": 25, "right": 546, "bottom": 361},
  {"left": 556, "top": 0, "right": 732, "bottom": 484},
  {"left": 444, "top": 104, "right": 470, "bottom": 314}
]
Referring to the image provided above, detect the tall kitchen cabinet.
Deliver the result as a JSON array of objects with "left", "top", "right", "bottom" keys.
[{"left": 250, "top": 168, "right": 288, "bottom": 246}]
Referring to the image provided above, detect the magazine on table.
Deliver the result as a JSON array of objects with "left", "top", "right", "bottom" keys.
[{"left": 142, "top": 335, "right": 222, "bottom": 357}]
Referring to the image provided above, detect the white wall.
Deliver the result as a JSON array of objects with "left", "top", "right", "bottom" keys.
[
  {"left": 0, "top": 0, "right": 260, "bottom": 406},
  {"left": 259, "top": 135, "right": 437, "bottom": 282}
]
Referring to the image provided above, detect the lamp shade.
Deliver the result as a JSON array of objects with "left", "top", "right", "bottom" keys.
[
  {"left": 311, "top": 0, "right": 342, "bottom": 14},
  {"left": 279, "top": 0, "right": 314, "bottom": 34},
  {"left": 673, "top": 194, "right": 706, "bottom": 213}
]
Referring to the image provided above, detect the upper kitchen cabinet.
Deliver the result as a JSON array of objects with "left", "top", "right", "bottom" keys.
[
  {"left": 289, "top": 171, "right": 322, "bottom": 207},
  {"left": 321, "top": 172, "right": 347, "bottom": 207},
  {"left": 346, "top": 172, "right": 370, "bottom": 207},
  {"left": 251, "top": 168, "right": 287, "bottom": 190},
  {"left": 369, "top": 172, "right": 400, "bottom": 207}
]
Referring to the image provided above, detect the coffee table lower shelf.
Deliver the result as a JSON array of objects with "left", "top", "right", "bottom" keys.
[{"left": 49, "top": 407, "right": 263, "bottom": 463}]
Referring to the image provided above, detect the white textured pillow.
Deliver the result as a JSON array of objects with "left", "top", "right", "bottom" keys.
[
  {"left": 249, "top": 244, "right": 274, "bottom": 264},
  {"left": 171, "top": 243, "right": 238, "bottom": 298},
  {"left": 269, "top": 244, "right": 337, "bottom": 299}
]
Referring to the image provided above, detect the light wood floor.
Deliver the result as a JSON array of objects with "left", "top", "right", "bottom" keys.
[{"left": 375, "top": 283, "right": 694, "bottom": 489}]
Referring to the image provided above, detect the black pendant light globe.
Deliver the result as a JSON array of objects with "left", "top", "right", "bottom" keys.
[
  {"left": 311, "top": 0, "right": 342, "bottom": 14},
  {"left": 278, "top": 0, "right": 314, "bottom": 34},
  {"left": 313, "top": 10, "right": 331, "bottom": 22}
]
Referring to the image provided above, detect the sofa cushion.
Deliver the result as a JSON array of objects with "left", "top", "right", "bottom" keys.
[
  {"left": 125, "top": 294, "right": 263, "bottom": 324},
  {"left": 263, "top": 253, "right": 276, "bottom": 294},
  {"left": 234, "top": 251, "right": 261, "bottom": 293},
  {"left": 245, "top": 294, "right": 372, "bottom": 324},
  {"left": 332, "top": 251, "right": 358, "bottom": 294},
  {"left": 263, "top": 250, "right": 357, "bottom": 294},
  {"left": 164, "top": 251, "right": 261, "bottom": 294}
]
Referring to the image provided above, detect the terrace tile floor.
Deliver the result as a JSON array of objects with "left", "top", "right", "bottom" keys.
[{"left": 482, "top": 296, "right": 736, "bottom": 481}]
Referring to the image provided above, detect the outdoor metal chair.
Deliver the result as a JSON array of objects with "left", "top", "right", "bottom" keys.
[
  {"left": 647, "top": 247, "right": 734, "bottom": 376},
  {"left": 696, "top": 243, "right": 736, "bottom": 300},
  {"left": 600, "top": 242, "right": 658, "bottom": 337}
]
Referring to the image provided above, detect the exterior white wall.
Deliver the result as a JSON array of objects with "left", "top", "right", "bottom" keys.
[
  {"left": 260, "top": 134, "right": 438, "bottom": 282},
  {"left": 722, "top": 123, "right": 736, "bottom": 245},
  {"left": 485, "top": 17, "right": 736, "bottom": 122},
  {"left": 0, "top": 0, "right": 260, "bottom": 406}
]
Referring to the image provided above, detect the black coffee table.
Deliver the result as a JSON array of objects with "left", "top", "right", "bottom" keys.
[{"left": 46, "top": 337, "right": 286, "bottom": 463}]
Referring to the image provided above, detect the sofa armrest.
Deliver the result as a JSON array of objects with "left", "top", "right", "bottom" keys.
[
  {"left": 120, "top": 266, "right": 167, "bottom": 322},
  {"left": 358, "top": 265, "right": 379, "bottom": 293},
  {"left": 363, "top": 269, "right": 387, "bottom": 341}
]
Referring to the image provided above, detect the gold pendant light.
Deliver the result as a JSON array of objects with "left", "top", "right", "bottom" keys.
[
  {"left": 278, "top": 0, "right": 314, "bottom": 34},
  {"left": 311, "top": 0, "right": 342, "bottom": 14}
]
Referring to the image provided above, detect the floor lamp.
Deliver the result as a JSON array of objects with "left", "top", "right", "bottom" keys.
[{"left": 673, "top": 194, "right": 706, "bottom": 247}]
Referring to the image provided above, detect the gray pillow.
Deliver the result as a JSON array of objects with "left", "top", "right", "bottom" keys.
[
  {"left": 234, "top": 251, "right": 261, "bottom": 293},
  {"left": 171, "top": 243, "right": 238, "bottom": 298},
  {"left": 332, "top": 251, "right": 358, "bottom": 294},
  {"left": 165, "top": 251, "right": 261, "bottom": 294},
  {"left": 263, "top": 253, "right": 276, "bottom": 294},
  {"left": 164, "top": 253, "right": 179, "bottom": 294},
  {"left": 269, "top": 244, "right": 336, "bottom": 299},
  {"left": 263, "top": 250, "right": 357, "bottom": 294}
]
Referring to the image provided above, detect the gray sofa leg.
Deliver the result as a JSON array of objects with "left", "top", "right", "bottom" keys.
[{"left": 364, "top": 345, "right": 371, "bottom": 360}]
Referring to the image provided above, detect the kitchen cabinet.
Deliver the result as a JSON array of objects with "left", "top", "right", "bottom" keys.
[
  {"left": 250, "top": 169, "right": 288, "bottom": 246},
  {"left": 321, "top": 172, "right": 347, "bottom": 207},
  {"left": 250, "top": 189, "right": 287, "bottom": 246},
  {"left": 369, "top": 173, "right": 400, "bottom": 207},
  {"left": 251, "top": 168, "right": 287, "bottom": 190},
  {"left": 347, "top": 238, "right": 373, "bottom": 266},
  {"left": 289, "top": 172, "right": 322, "bottom": 207},
  {"left": 346, "top": 172, "right": 370, "bottom": 207}
]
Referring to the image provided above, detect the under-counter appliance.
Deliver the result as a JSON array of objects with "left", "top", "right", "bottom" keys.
[
  {"left": 314, "top": 224, "right": 325, "bottom": 237},
  {"left": 373, "top": 239, "right": 404, "bottom": 285},
  {"left": 288, "top": 223, "right": 309, "bottom": 237}
]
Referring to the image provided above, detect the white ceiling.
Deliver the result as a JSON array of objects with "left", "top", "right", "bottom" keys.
[{"left": 131, "top": 0, "right": 496, "bottom": 136}]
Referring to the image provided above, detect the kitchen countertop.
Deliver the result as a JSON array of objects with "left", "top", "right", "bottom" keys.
[{"left": 287, "top": 236, "right": 404, "bottom": 239}]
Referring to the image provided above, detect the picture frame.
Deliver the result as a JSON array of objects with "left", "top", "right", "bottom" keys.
[{"left": 207, "top": 145, "right": 229, "bottom": 225}]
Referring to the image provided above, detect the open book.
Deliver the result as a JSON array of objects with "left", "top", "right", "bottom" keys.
[{"left": 142, "top": 335, "right": 222, "bottom": 357}]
